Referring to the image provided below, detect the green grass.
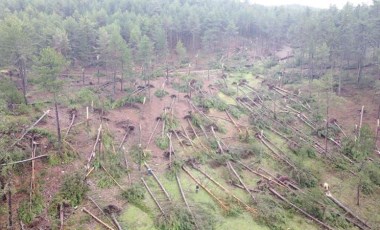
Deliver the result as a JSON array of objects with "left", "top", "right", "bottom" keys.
[{"left": 120, "top": 205, "right": 156, "bottom": 230}]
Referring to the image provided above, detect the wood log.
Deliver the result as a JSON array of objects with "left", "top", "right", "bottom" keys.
[
  {"left": 1, "top": 155, "right": 48, "bottom": 166},
  {"left": 269, "top": 188, "right": 333, "bottom": 230},
  {"left": 326, "top": 192, "right": 370, "bottom": 229},
  {"left": 10, "top": 110, "right": 50, "bottom": 148},
  {"left": 86, "top": 124, "right": 102, "bottom": 169},
  {"left": 60, "top": 203, "right": 64, "bottom": 230},
  {"left": 82, "top": 208, "right": 115, "bottom": 230},
  {"left": 211, "top": 126, "right": 224, "bottom": 154},
  {"left": 358, "top": 106, "right": 364, "bottom": 140},
  {"left": 146, "top": 119, "right": 161, "bottom": 148},
  {"left": 144, "top": 163, "right": 171, "bottom": 201},
  {"left": 101, "top": 164, "right": 125, "bottom": 191},
  {"left": 88, "top": 197, "right": 116, "bottom": 229},
  {"left": 235, "top": 160, "right": 286, "bottom": 188},
  {"left": 182, "top": 166, "right": 228, "bottom": 211},
  {"left": 187, "top": 119, "right": 209, "bottom": 152},
  {"left": 227, "top": 161, "right": 255, "bottom": 201},
  {"left": 141, "top": 177, "right": 166, "bottom": 216},
  {"left": 64, "top": 113, "right": 76, "bottom": 138},
  {"left": 225, "top": 111, "right": 241, "bottom": 132},
  {"left": 192, "top": 166, "right": 256, "bottom": 213},
  {"left": 176, "top": 175, "right": 200, "bottom": 230},
  {"left": 118, "top": 130, "right": 130, "bottom": 150}
]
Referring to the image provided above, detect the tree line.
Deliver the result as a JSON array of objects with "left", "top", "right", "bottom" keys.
[{"left": 0, "top": 0, "right": 379, "bottom": 102}]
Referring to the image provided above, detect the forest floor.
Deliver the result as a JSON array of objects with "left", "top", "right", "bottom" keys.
[{"left": 1, "top": 45, "right": 379, "bottom": 230}]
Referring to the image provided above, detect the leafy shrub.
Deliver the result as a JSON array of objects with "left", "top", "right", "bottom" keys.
[
  {"left": 366, "top": 163, "right": 380, "bottom": 186},
  {"left": 342, "top": 126, "right": 375, "bottom": 161},
  {"left": 121, "top": 184, "right": 145, "bottom": 203},
  {"left": 154, "top": 89, "right": 169, "bottom": 98},
  {"left": 60, "top": 172, "right": 89, "bottom": 206},
  {"left": 220, "top": 87, "right": 236, "bottom": 96},
  {"left": 292, "top": 145, "right": 316, "bottom": 158},
  {"left": 256, "top": 194, "right": 286, "bottom": 230},
  {"left": 18, "top": 192, "right": 44, "bottom": 224},
  {"left": 130, "top": 145, "right": 151, "bottom": 170},
  {"left": 112, "top": 95, "right": 145, "bottom": 109},
  {"left": 155, "top": 136, "right": 169, "bottom": 150},
  {"left": 156, "top": 206, "right": 195, "bottom": 230},
  {"left": 360, "top": 178, "right": 374, "bottom": 195}
]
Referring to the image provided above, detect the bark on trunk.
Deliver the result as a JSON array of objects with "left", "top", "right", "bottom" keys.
[
  {"left": 54, "top": 96, "right": 62, "bottom": 153},
  {"left": 8, "top": 187, "right": 13, "bottom": 229},
  {"left": 19, "top": 60, "right": 28, "bottom": 105}
]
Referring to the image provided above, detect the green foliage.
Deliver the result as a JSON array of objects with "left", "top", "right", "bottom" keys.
[
  {"left": 290, "top": 163, "right": 320, "bottom": 188},
  {"left": 162, "top": 114, "right": 179, "bottom": 131},
  {"left": 60, "top": 172, "right": 89, "bottom": 207},
  {"left": 156, "top": 205, "right": 195, "bottom": 230},
  {"left": 112, "top": 95, "right": 145, "bottom": 108},
  {"left": 154, "top": 89, "right": 169, "bottom": 99},
  {"left": 175, "top": 40, "right": 187, "bottom": 64},
  {"left": 366, "top": 163, "right": 380, "bottom": 186},
  {"left": 0, "top": 115, "right": 29, "bottom": 134},
  {"left": 220, "top": 86, "right": 236, "bottom": 97},
  {"left": 0, "top": 79, "right": 24, "bottom": 112},
  {"left": 33, "top": 47, "right": 68, "bottom": 94},
  {"left": 129, "top": 145, "right": 151, "bottom": 169},
  {"left": 18, "top": 192, "right": 44, "bottom": 224},
  {"left": 256, "top": 194, "right": 286, "bottom": 230},
  {"left": 227, "top": 105, "right": 245, "bottom": 119},
  {"left": 341, "top": 125, "right": 375, "bottom": 161},
  {"left": 166, "top": 159, "right": 183, "bottom": 179},
  {"left": 155, "top": 136, "right": 169, "bottom": 150},
  {"left": 68, "top": 88, "right": 97, "bottom": 107},
  {"left": 291, "top": 145, "right": 316, "bottom": 158},
  {"left": 191, "top": 113, "right": 208, "bottom": 128},
  {"left": 360, "top": 177, "right": 374, "bottom": 195},
  {"left": 193, "top": 95, "right": 228, "bottom": 111},
  {"left": 291, "top": 189, "right": 324, "bottom": 220},
  {"left": 263, "top": 58, "right": 278, "bottom": 68},
  {"left": 121, "top": 183, "right": 145, "bottom": 203}
]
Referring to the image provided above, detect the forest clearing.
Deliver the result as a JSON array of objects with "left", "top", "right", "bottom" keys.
[{"left": 0, "top": 0, "right": 380, "bottom": 229}]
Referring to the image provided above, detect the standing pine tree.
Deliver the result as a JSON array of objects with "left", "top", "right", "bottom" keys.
[{"left": 33, "top": 48, "right": 68, "bottom": 154}]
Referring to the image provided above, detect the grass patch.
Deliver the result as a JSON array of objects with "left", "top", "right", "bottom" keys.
[{"left": 154, "top": 89, "right": 169, "bottom": 99}]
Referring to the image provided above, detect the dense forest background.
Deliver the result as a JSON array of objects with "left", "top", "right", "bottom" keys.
[
  {"left": 1, "top": 0, "right": 380, "bottom": 229},
  {"left": 0, "top": 0, "right": 379, "bottom": 101}
]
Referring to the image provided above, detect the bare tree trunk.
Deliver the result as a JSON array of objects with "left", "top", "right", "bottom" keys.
[
  {"left": 325, "top": 89, "right": 329, "bottom": 155},
  {"left": 120, "top": 62, "right": 124, "bottom": 92},
  {"left": 19, "top": 59, "right": 28, "bottom": 105},
  {"left": 8, "top": 185, "right": 13, "bottom": 229},
  {"left": 113, "top": 71, "right": 116, "bottom": 95},
  {"left": 82, "top": 68, "right": 85, "bottom": 85},
  {"left": 357, "top": 59, "right": 363, "bottom": 84},
  {"left": 357, "top": 182, "right": 360, "bottom": 206},
  {"left": 97, "top": 69, "right": 100, "bottom": 84},
  {"left": 54, "top": 95, "right": 62, "bottom": 153}
]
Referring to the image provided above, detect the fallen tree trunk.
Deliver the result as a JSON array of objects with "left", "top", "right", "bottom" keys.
[
  {"left": 86, "top": 124, "right": 102, "bottom": 169},
  {"left": 192, "top": 165, "right": 256, "bottom": 214},
  {"left": 269, "top": 188, "right": 333, "bottom": 230},
  {"left": 64, "top": 113, "right": 76, "bottom": 139},
  {"left": 10, "top": 110, "right": 50, "bottom": 148},
  {"left": 144, "top": 163, "right": 171, "bottom": 201},
  {"left": 141, "top": 177, "right": 166, "bottom": 216},
  {"left": 235, "top": 160, "right": 286, "bottom": 188},
  {"left": 176, "top": 175, "right": 200, "bottom": 230},
  {"left": 1, "top": 155, "right": 48, "bottom": 166},
  {"left": 82, "top": 208, "right": 115, "bottom": 230},
  {"left": 227, "top": 161, "right": 255, "bottom": 202},
  {"left": 182, "top": 166, "right": 228, "bottom": 211},
  {"left": 326, "top": 192, "right": 370, "bottom": 229},
  {"left": 147, "top": 119, "right": 160, "bottom": 147}
]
